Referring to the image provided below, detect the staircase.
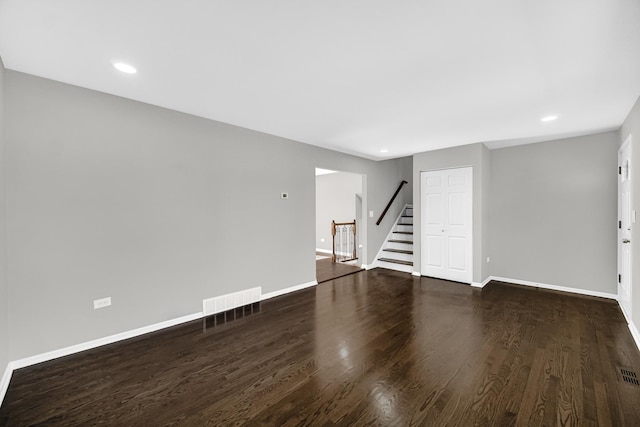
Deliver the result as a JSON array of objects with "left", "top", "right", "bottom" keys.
[{"left": 376, "top": 205, "right": 414, "bottom": 273}]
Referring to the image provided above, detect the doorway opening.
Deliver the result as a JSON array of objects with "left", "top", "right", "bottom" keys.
[{"left": 315, "top": 168, "right": 366, "bottom": 283}]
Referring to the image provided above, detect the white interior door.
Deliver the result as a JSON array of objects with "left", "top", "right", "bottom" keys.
[
  {"left": 618, "top": 137, "right": 633, "bottom": 320},
  {"left": 421, "top": 167, "right": 473, "bottom": 283}
]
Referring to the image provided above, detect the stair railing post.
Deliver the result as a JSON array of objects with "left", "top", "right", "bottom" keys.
[
  {"left": 331, "top": 220, "right": 337, "bottom": 263},
  {"left": 352, "top": 219, "right": 357, "bottom": 261}
]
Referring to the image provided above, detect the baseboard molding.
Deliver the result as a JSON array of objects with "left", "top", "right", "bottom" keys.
[
  {"left": 261, "top": 280, "right": 317, "bottom": 301},
  {"left": 317, "top": 248, "right": 354, "bottom": 257},
  {"left": 412, "top": 271, "right": 421, "bottom": 277},
  {"left": 11, "top": 312, "right": 204, "bottom": 371},
  {"left": 490, "top": 276, "right": 617, "bottom": 300},
  {"left": 619, "top": 302, "right": 632, "bottom": 324},
  {"left": 1, "top": 361, "right": 13, "bottom": 408},
  {"left": 628, "top": 320, "right": 640, "bottom": 352},
  {"left": 471, "top": 276, "right": 492, "bottom": 288},
  {"left": 617, "top": 300, "right": 640, "bottom": 352}
]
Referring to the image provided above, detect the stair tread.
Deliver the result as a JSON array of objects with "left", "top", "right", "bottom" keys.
[
  {"left": 388, "top": 239, "right": 413, "bottom": 244},
  {"left": 378, "top": 258, "right": 413, "bottom": 266},
  {"left": 383, "top": 248, "right": 413, "bottom": 254},
  {"left": 394, "top": 231, "right": 413, "bottom": 234}
]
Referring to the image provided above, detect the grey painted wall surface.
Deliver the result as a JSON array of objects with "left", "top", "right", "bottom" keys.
[
  {"left": 412, "top": 143, "right": 489, "bottom": 284},
  {"left": 0, "top": 59, "right": 8, "bottom": 373},
  {"left": 5, "top": 71, "right": 412, "bottom": 360},
  {"left": 489, "top": 132, "right": 618, "bottom": 294},
  {"left": 315, "top": 172, "right": 362, "bottom": 252},
  {"left": 620, "top": 96, "right": 640, "bottom": 332}
]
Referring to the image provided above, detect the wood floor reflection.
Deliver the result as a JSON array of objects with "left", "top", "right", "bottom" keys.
[
  {"left": 1, "top": 269, "right": 639, "bottom": 425},
  {"left": 316, "top": 254, "right": 363, "bottom": 283}
]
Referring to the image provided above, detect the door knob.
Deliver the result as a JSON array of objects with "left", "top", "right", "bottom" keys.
[{"left": 623, "top": 239, "right": 631, "bottom": 243}]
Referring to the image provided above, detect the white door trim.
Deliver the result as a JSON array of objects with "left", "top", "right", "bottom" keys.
[{"left": 618, "top": 135, "right": 633, "bottom": 321}]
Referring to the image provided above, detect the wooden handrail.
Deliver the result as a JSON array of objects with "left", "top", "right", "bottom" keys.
[{"left": 376, "top": 180, "right": 408, "bottom": 225}]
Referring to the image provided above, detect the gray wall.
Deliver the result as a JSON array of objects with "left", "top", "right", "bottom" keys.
[
  {"left": 620, "top": 96, "right": 640, "bottom": 332},
  {"left": 315, "top": 172, "right": 362, "bottom": 252},
  {"left": 0, "top": 59, "right": 8, "bottom": 373},
  {"left": 412, "top": 143, "right": 490, "bottom": 284},
  {"left": 489, "top": 132, "right": 618, "bottom": 293},
  {"left": 5, "top": 71, "right": 412, "bottom": 360}
]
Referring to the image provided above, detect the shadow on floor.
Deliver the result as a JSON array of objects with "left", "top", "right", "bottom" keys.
[{"left": 316, "top": 253, "right": 363, "bottom": 283}]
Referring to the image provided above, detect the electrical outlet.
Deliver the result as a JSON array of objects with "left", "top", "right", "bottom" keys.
[
  {"left": 281, "top": 192, "right": 289, "bottom": 199},
  {"left": 94, "top": 297, "right": 112, "bottom": 309},
  {"left": 486, "top": 257, "right": 491, "bottom": 263}
]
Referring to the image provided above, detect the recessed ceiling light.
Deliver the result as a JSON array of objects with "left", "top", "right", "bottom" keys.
[
  {"left": 541, "top": 115, "right": 559, "bottom": 122},
  {"left": 380, "top": 149, "right": 389, "bottom": 153},
  {"left": 113, "top": 62, "right": 137, "bottom": 74}
]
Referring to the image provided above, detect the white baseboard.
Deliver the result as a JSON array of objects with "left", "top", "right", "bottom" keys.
[
  {"left": 316, "top": 248, "right": 354, "bottom": 257},
  {"left": 619, "top": 302, "right": 632, "bottom": 324},
  {"left": 261, "top": 280, "right": 317, "bottom": 301},
  {"left": 628, "top": 320, "right": 640, "bottom": 352},
  {"left": 471, "top": 276, "right": 492, "bottom": 288},
  {"left": 1, "top": 361, "right": 12, "bottom": 408},
  {"left": 617, "top": 300, "right": 640, "bottom": 352},
  {"left": 1, "top": 311, "right": 203, "bottom": 405},
  {"left": 412, "top": 271, "right": 421, "bottom": 277},
  {"left": 490, "top": 276, "right": 617, "bottom": 300},
  {"left": 11, "top": 312, "right": 204, "bottom": 371}
]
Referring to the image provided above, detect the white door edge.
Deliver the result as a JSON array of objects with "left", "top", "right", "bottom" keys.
[{"left": 618, "top": 135, "right": 633, "bottom": 321}]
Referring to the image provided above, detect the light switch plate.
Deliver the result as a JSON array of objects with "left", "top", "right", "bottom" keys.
[{"left": 94, "top": 297, "right": 111, "bottom": 309}]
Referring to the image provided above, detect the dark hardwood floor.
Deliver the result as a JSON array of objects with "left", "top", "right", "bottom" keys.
[
  {"left": 1, "top": 270, "right": 639, "bottom": 426},
  {"left": 316, "top": 254, "right": 363, "bottom": 283}
]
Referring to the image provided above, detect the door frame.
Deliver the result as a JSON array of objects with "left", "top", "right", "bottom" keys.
[
  {"left": 420, "top": 166, "right": 473, "bottom": 284},
  {"left": 314, "top": 169, "right": 367, "bottom": 267},
  {"left": 618, "top": 135, "right": 633, "bottom": 321}
]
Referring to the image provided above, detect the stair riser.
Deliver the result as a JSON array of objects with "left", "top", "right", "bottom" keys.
[
  {"left": 385, "top": 241, "right": 413, "bottom": 251},
  {"left": 381, "top": 252, "right": 413, "bottom": 262},
  {"left": 395, "top": 224, "right": 413, "bottom": 232},
  {"left": 391, "top": 232, "right": 413, "bottom": 241},
  {"left": 377, "top": 261, "right": 413, "bottom": 273},
  {"left": 382, "top": 251, "right": 413, "bottom": 262},
  {"left": 405, "top": 208, "right": 413, "bottom": 216}
]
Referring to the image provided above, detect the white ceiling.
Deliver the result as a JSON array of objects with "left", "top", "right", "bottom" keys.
[{"left": 1, "top": 0, "right": 639, "bottom": 160}]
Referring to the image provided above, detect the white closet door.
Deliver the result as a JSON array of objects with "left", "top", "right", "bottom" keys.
[{"left": 421, "top": 167, "right": 473, "bottom": 283}]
